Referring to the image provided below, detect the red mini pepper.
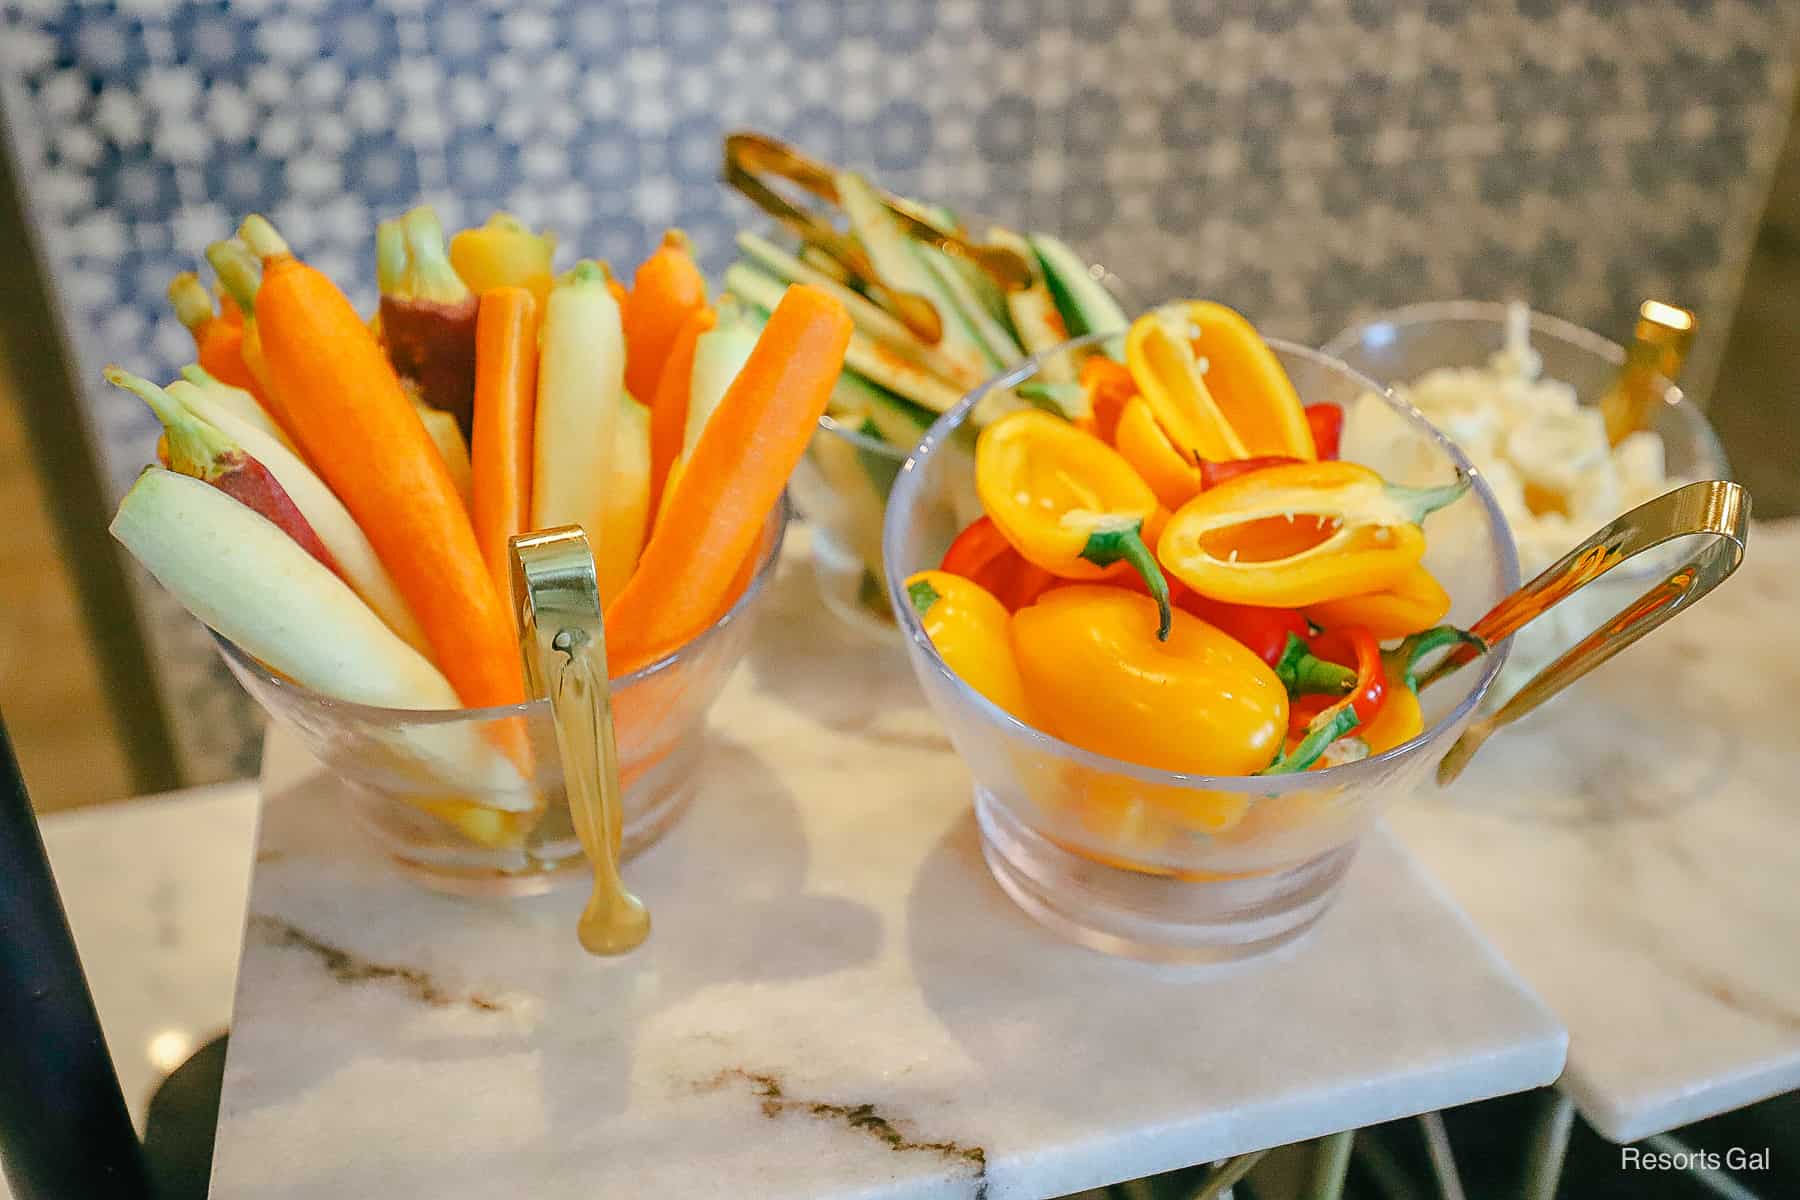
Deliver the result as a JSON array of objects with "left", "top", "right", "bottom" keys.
[
  {"left": 1286, "top": 626, "right": 1386, "bottom": 732},
  {"left": 1178, "top": 593, "right": 1308, "bottom": 667},
  {"left": 940, "top": 515, "right": 1056, "bottom": 612},
  {"left": 1198, "top": 454, "right": 1300, "bottom": 490},
  {"left": 1305, "top": 403, "right": 1343, "bottom": 461}
]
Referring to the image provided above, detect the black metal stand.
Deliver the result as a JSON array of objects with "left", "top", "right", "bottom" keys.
[{"left": 0, "top": 712, "right": 153, "bottom": 1198}]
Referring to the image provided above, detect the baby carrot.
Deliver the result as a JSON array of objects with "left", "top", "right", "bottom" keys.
[
  {"left": 606, "top": 283, "right": 851, "bottom": 673},
  {"left": 169, "top": 272, "right": 262, "bottom": 396},
  {"left": 237, "top": 215, "right": 523, "bottom": 710},
  {"left": 471, "top": 287, "right": 539, "bottom": 593},
  {"left": 646, "top": 303, "right": 713, "bottom": 521},
  {"left": 622, "top": 229, "right": 707, "bottom": 404}
]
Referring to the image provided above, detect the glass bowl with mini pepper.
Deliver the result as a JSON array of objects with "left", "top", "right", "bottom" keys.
[{"left": 884, "top": 306, "right": 1521, "bottom": 962}]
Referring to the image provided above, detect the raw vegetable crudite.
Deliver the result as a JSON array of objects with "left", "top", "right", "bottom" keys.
[
  {"left": 449, "top": 212, "right": 557, "bottom": 308},
  {"left": 904, "top": 570, "right": 1032, "bottom": 721},
  {"left": 1010, "top": 587, "right": 1289, "bottom": 777},
  {"left": 1157, "top": 460, "right": 1468, "bottom": 608},
  {"left": 167, "top": 273, "right": 261, "bottom": 397},
  {"left": 606, "top": 283, "right": 852, "bottom": 675},
  {"left": 532, "top": 260, "right": 626, "bottom": 546},
  {"left": 379, "top": 207, "right": 480, "bottom": 438},
  {"left": 622, "top": 229, "right": 709, "bottom": 404},
  {"left": 976, "top": 410, "right": 1174, "bottom": 638},
  {"left": 470, "top": 286, "right": 539, "bottom": 593},
  {"left": 235, "top": 214, "right": 524, "bottom": 711}
]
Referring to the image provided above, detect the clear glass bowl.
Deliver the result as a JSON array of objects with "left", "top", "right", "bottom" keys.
[
  {"left": 883, "top": 333, "right": 1520, "bottom": 962},
  {"left": 783, "top": 222, "right": 1136, "bottom": 637},
  {"left": 220, "top": 503, "right": 788, "bottom": 895},
  {"left": 1323, "top": 301, "right": 1730, "bottom": 698}
]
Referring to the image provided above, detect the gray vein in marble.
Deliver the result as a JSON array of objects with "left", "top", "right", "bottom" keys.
[
  {"left": 248, "top": 915, "right": 507, "bottom": 1013},
  {"left": 702, "top": 1068, "right": 989, "bottom": 1197}
]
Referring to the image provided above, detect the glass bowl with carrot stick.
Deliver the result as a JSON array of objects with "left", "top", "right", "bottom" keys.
[
  {"left": 883, "top": 305, "right": 1523, "bottom": 961},
  {"left": 723, "top": 132, "right": 1135, "bottom": 634},
  {"left": 113, "top": 211, "right": 851, "bottom": 895}
]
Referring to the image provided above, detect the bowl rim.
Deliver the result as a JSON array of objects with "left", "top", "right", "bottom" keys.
[
  {"left": 881, "top": 329, "right": 1522, "bottom": 793},
  {"left": 216, "top": 495, "right": 791, "bottom": 724},
  {"left": 1320, "top": 299, "right": 1728, "bottom": 464}
]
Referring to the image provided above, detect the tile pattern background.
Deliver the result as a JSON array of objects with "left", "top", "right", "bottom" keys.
[{"left": 1, "top": 0, "right": 1796, "bottom": 782}]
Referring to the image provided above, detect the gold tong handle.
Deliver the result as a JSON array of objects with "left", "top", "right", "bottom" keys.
[
  {"left": 510, "top": 527, "right": 649, "bottom": 955},
  {"left": 1602, "top": 300, "right": 1696, "bottom": 445},
  {"left": 1432, "top": 480, "right": 1751, "bottom": 784}
]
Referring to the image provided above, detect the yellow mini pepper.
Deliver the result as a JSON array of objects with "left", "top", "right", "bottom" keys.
[
  {"left": 976, "top": 410, "right": 1173, "bottom": 637},
  {"left": 905, "top": 570, "right": 1032, "bottom": 722},
  {"left": 1124, "top": 301, "right": 1317, "bottom": 463},
  {"left": 1305, "top": 563, "right": 1452, "bottom": 640},
  {"left": 1113, "top": 394, "right": 1203, "bottom": 511},
  {"left": 1158, "top": 461, "right": 1468, "bottom": 608},
  {"left": 1011, "top": 587, "right": 1289, "bottom": 777},
  {"left": 449, "top": 212, "right": 558, "bottom": 308}
]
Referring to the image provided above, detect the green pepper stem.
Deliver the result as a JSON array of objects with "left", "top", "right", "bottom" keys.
[
  {"left": 1387, "top": 624, "right": 1489, "bottom": 692},
  {"left": 1385, "top": 474, "right": 1472, "bottom": 524},
  {"left": 1274, "top": 633, "right": 1358, "bottom": 696},
  {"left": 1082, "top": 524, "right": 1172, "bottom": 640},
  {"left": 1260, "top": 703, "right": 1361, "bottom": 775},
  {"left": 906, "top": 578, "right": 941, "bottom": 617}
]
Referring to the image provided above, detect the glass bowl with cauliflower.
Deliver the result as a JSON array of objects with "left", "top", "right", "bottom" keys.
[{"left": 1325, "top": 299, "right": 1729, "bottom": 698}]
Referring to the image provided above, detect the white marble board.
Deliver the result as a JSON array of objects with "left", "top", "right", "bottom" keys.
[
  {"left": 208, "top": 538, "right": 1564, "bottom": 1200},
  {"left": 1389, "top": 518, "right": 1800, "bottom": 1144}
]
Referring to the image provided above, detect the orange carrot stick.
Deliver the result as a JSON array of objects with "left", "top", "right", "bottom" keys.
[
  {"left": 471, "top": 287, "right": 539, "bottom": 594},
  {"left": 237, "top": 215, "right": 523, "bottom": 710},
  {"left": 607, "top": 277, "right": 627, "bottom": 308},
  {"left": 646, "top": 303, "right": 714, "bottom": 521},
  {"left": 207, "top": 239, "right": 296, "bottom": 436},
  {"left": 621, "top": 229, "right": 707, "bottom": 404},
  {"left": 169, "top": 272, "right": 261, "bottom": 396},
  {"left": 606, "top": 283, "right": 851, "bottom": 673}
]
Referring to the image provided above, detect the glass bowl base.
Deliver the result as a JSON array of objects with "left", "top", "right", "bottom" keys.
[
  {"left": 350, "top": 752, "right": 701, "bottom": 898},
  {"left": 975, "top": 789, "right": 1357, "bottom": 964}
]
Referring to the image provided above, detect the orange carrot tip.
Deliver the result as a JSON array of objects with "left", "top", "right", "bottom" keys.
[
  {"left": 237, "top": 214, "right": 291, "bottom": 260},
  {"left": 167, "top": 272, "right": 215, "bottom": 332},
  {"left": 104, "top": 366, "right": 337, "bottom": 572},
  {"left": 206, "top": 240, "right": 261, "bottom": 315}
]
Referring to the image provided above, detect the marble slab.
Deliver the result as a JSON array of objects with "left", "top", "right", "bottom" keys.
[
  {"left": 1389, "top": 518, "right": 1800, "bottom": 1143},
  {"left": 209, "top": 537, "right": 1564, "bottom": 1200}
]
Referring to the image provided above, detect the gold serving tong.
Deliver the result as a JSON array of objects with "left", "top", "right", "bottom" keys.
[
  {"left": 510, "top": 527, "right": 649, "bottom": 956},
  {"left": 1426, "top": 479, "right": 1750, "bottom": 784},
  {"left": 721, "top": 131, "right": 1035, "bottom": 335},
  {"left": 1601, "top": 300, "right": 1696, "bottom": 445}
]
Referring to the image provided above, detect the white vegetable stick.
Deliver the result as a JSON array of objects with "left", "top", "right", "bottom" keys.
[
  {"left": 532, "top": 260, "right": 623, "bottom": 534},
  {"left": 112, "top": 468, "right": 532, "bottom": 809},
  {"left": 598, "top": 396, "right": 652, "bottom": 607},
  {"left": 179, "top": 364, "right": 301, "bottom": 457},
  {"left": 167, "top": 379, "right": 433, "bottom": 661}
]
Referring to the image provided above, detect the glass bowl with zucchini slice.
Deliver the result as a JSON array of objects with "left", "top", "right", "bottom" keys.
[{"left": 722, "top": 132, "right": 1135, "bottom": 633}]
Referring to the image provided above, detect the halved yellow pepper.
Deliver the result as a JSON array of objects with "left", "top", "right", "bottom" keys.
[
  {"left": 976, "top": 410, "right": 1172, "bottom": 636},
  {"left": 1184, "top": 300, "right": 1317, "bottom": 459},
  {"left": 1158, "top": 461, "right": 1467, "bottom": 608},
  {"left": 1011, "top": 586, "right": 1289, "bottom": 777},
  {"left": 1305, "top": 563, "right": 1452, "bottom": 640},
  {"left": 1114, "top": 395, "right": 1202, "bottom": 511},
  {"left": 1124, "top": 301, "right": 1316, "bottom": 462},
  {"left": 905, "top": 570, "right": 1032, "bottom": 722}
]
